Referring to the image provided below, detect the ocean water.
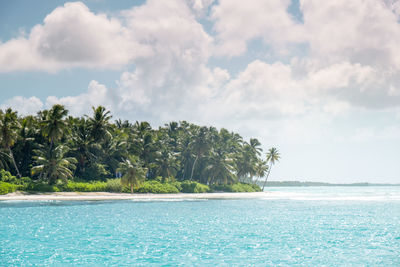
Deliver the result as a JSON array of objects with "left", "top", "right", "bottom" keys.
[{"left": 1, "top": 187, "right": 400, "bottom": 266}]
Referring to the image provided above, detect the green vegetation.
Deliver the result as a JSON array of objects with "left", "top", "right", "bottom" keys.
[
  {"left": 0, "top": 182, "right": 19, "bottom": 195},
  {"left": 136, "top": 181, "right": 180, "bottom": 194},
  {"left": 211, "top": 183, "right": 262, "bottom": 192},
  {"left": 117, "top": 155, "right": 146, "bottom": 193},
  {"left": 0, "top": 105, "right": 275, "bottom": 194},
  {"left": 180, "top": 181, "right": 210, "bottom": 193}
]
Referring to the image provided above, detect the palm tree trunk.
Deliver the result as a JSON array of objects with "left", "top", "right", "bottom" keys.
[
  {"left": 49, "top": 137, "right": 54, "bottom": 152},
  {"left": 8, "top": 147, "right": 21, "bottom": 178},
  {"left": 190, "top": 155, "right": 199, "bottom": 181},
  {"left": 262, "top": 165, "right": 272, "bottom": 191},
  {"left": 131, "top": 183, "right": 134, "bottom": 194}
]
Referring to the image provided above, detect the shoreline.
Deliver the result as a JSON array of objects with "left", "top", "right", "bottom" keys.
[{"left": 0, "top": 191, "right": 268, "bottom": 201}]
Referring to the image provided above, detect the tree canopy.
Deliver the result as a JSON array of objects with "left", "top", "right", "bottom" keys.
[{"left": 0, "top": 105, "right": 279, "bottom": 187}]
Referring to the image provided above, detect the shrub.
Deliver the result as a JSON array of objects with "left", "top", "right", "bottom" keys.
[
  {"left": 181, "top": 180, "right": 210, "bottom": 193},
  {"left": 0, "top": 170, "right": 17, "bottom": 184},
  {"left": 136, "top": 180, "right": 180, "bottom": 194},
  {"left": 0, "top": 181, "right": 19, "bottom": 195},
  {"left": 25, "top": 182, "right": 60, "bottom": 192},
  {"left": 211, "top": 183, "right": 262, "bottom": 192},
  {"left": 250, "top": 184, "right": 262, "bottom": 192},
  {"left": 18, "top": 177, "right": 32, "bottom": 186},
  {"left": 0, "top": 171, "right": 32, "bottom": 186},
  {"left": 106, "top": 178, "right": 123, "bottom": 193},
  {"left": 62, "top": 181, "right": 107, "bottom": 192},
  {"left": 210, "top": 183, "right": 233, "bottom": 192},
  {"left": 170, "top": 181, "right": 182, "bottom": 191}
]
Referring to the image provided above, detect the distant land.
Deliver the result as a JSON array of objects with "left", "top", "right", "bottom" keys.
[{"left": 261, "top": 181, "right": 400, "bottom": 187}]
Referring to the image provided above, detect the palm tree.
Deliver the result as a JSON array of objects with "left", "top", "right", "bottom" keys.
[
  {"left": 206, "top": 148, "right": 236, "bottom": 185},
  {"left": 262, "top": 147, "right": 280, "bottom": 190},
  {"left": 154, "top": 146, "right": 179, "bottom": 182},
  {"left": 69, "top": 118, "right": 99, "bottom": 177},
  {"left": 102, "top": 134, "right": 128, "bottom": 176},
  {"left": 88, "top": 106, "right": 112, "bottom": 143},
  {"left": 234, "top": 143, "right": 257, "bottom": 183},
  {"left": 14, "top": 115, "right": 37, "bottom": 176},
  {"left": 117, "top": 155, "right": 147, "bottom": 193},
  {"left": 189, "top": 126, "right": 209, "bottom": 181},
  {"left": 254, "top": 159, "right": 268, "bottom": 184},
  {"left": 41, "top": 104, "right": 68, "bottom": 149},
  {"left": 131, "top": 121, "right": 155, "bottom": 170},
  {"left": 31, "top": 144, "right": 77, "bottom": 184},
  {"left": 0, "top": 108, "right": 21, "bottom": 177},
  {"left": 249, "top": 138, "right": 262, "bottom": 156}
]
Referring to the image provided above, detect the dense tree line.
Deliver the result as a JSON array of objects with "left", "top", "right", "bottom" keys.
[{"left": 0, "top": 105, "right": 280, "bottom": 188}]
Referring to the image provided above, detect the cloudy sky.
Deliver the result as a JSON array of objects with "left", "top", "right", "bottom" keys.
[{"left": 1, "top": 0, "right": 400, "bottom": 183}]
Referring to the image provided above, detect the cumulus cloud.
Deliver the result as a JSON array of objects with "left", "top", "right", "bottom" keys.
[
  {"left": 2, "top": 0, "right": 400, "bottom": 138},
  {"left": 211, "top": 0, "right": 306, "bottom": 56},
  {"left": 302, "top": 0, "right": 400, "bottom": 69},
  {"left": 0, "top": 2, "right": 149, "bottom": 72},
  {"left": 41, "top": 0, "right": 217, "bottom": 122},
  {"left": 45, "top": 80, "right": 117, "bottom": 116},
  {"left": 0, "top": 96, "right": 44, "bottom": 115}
]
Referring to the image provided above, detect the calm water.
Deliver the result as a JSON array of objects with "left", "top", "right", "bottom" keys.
[{"left": 1, "top": 187, "right": 400, "bottom": 266}]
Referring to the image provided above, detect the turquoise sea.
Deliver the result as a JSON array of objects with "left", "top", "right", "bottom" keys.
[{"left": 1, "top": 186, "right": 400, "bottom": 266}]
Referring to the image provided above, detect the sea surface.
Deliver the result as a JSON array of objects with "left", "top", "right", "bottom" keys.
[{"left": 1, "top": 186, "right": 399, "bottom": 266}]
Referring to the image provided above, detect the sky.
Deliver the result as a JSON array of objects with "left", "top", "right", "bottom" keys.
[{"left": 1, "top": 0, "right": 400, "bottom": 183}]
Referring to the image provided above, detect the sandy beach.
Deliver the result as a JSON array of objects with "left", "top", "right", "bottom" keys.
[{"left": 0, "top": 191, "right": 268, "bottom": 201}]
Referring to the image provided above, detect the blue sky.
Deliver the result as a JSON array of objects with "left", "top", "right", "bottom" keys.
[{"left": 1, "top": 0, "right": 400, "bottom": 183}]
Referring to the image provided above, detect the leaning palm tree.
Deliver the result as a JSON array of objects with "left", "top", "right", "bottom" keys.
[
  {"left": 0, "top": 108, "right": 21, "bottom": 177},
  {"left": 262, "top": 147, "right": 280, "bottom": 190},
  {"left": 31, "top": 144, "right": 77, "bottom": 184},
  {"left": 117, "top": 155, "right": 147, "bottom": 194}
]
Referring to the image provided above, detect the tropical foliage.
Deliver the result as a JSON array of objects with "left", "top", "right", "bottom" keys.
[{"left": 0, "top": 105, "right": 279, "bottom": 192}]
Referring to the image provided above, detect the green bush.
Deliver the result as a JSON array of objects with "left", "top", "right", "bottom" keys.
[
  {"left": 0, "top": 181, "right": 19, "bottom": 195},
  {"left": 250, "top": 183, "right": 262, "bottom": 192},
  {"left": 170, "top": 181, "right": 182, "bottom": 191},
  {"left": 181, "top": 180, "right": 210, "bottom": 193},
  {"left": 18, "top": 177, "right": 32, "bottom": 185},
  {"left": 211, "top": 183, "right": 262, "bottom": 192},
  {"left": 0, "top": 170, "right": 17, "bottom": 184},
  {"left": 136, "top": 180, "right": 180, "bottom": 193},
  {"left": 25, "top": 182, "right": 60, "bottom": 192},
  {"left": 0, "top": 171, "right": 32, "bottom": 186},
  {"left": 62, "top": 181, "right": 107, "bottom": 192},
  {"left": 106, "top": 178, "right": 123, "bottom": 192}
]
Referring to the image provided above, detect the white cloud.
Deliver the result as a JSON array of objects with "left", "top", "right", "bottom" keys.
[
  {"left": 0, "top": 96, "right": 44, "bottom": 115},
  {"left": 39, "top": 0, "right": 216, "bottom": 122},
  {"left": 211, "top": 0, "right": 306, "bottom": 56},
  {"left": 45, "top": 80, "right": 117, "bottom": 116},
  {"left": 0, "top": 2, "right": 149, "bottom": 72},
  {"left": 1, "top": 1, "right": 400, "bottom": 133},
  {"left": 302, "top": 0, "right": 400, "bottom": 69}
]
